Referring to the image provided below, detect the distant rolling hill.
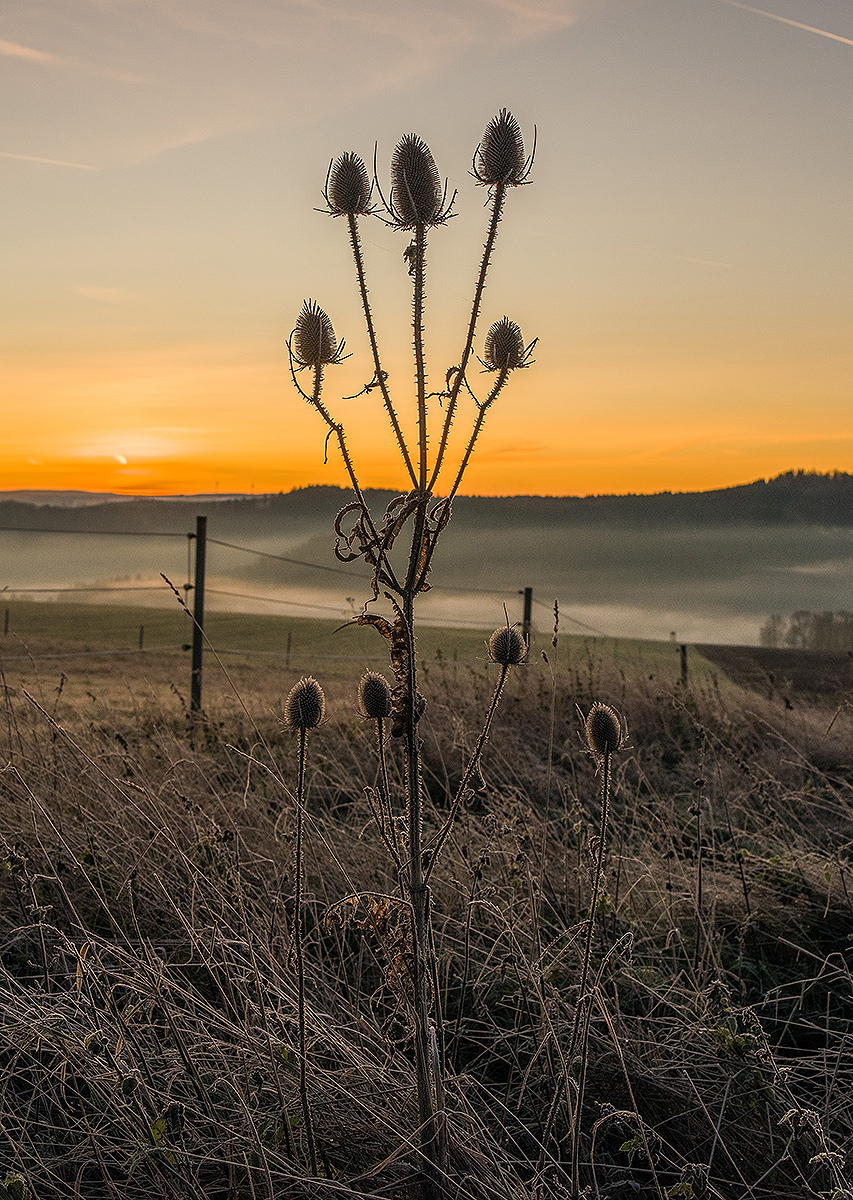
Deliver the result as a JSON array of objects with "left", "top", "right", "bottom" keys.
[
  {"left": 3, "top": 470, "right": 853, "bottom": 535},
  {"left": 3, "top": 471, "right": 853, "bottom": 644}
]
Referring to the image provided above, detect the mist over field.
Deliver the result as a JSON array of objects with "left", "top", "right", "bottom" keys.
[{"left": 3, "top": 471, "right": 853, "bottom": 644}]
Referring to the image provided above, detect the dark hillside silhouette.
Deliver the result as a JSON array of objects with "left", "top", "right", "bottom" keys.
[{"left": 2, "top": 470, "right": 853, "bottom": 538}]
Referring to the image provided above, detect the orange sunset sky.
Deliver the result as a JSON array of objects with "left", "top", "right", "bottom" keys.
[{"left": 2, "top": 0, "right": 852, "bottom": 498}]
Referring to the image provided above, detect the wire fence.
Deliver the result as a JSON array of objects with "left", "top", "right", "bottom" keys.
[{"left": 0, "top": 519, "right": 609, "bottom": 638}]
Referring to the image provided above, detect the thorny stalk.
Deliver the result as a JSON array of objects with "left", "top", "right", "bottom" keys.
[
  {"left": 445, "top": 366, "right": 510, "bottom": 505},
  {"left": 290, "top": 357, "right": 401, "bottom": 594},
  {"left": 294, "top": 724, "right": 319, "bottom": 1176},
  {"left": 425, "top": 660, "right": 511, "bottom": 884},
  {"left": 290, "top": 111, "right": 534, "bottom": 1189},
  {"left": 570, "top": 746, "right": 612, "bottom": 1198},
  {"left": 370, "top": 716, "right": 403, "bottom": 870},
  {"left": 346, "top": 211, "right": 417, "bottom": 487},
  {"left": 428, "top": 181, "right": 506, "bottom": 492},
  {"left": 401, "top": 589, "right": 442, "bottom": 1170},
  {"left": 694, "top": 776, "right": 704, "bottom": 971},
  {"left": 413, "top": 222, "right": 429, "bottom": 490},
  {"left": 537, "top": 704, "right": 620, "bottom": 1195}
]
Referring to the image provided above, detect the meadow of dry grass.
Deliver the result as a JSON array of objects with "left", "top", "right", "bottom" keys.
[{"left": 1, "top": 613, "right": 852, "bottom": 1199}]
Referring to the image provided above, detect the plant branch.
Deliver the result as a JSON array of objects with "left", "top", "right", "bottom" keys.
[
  {"left": 428, "top": 182, "right": 506, "bottom": 492},
  {"left": 400, "top": 591, "right": 443, "bottom": 1180},
  {"left": 366, "top": 717, "right": 403, "bottom": 872},
  {"left": 570, "top": 748, "right": 611, "bottom": 1196},
  {"left": 300, "top": 362, "right": 402, "bottom": 594},
  {"left": 415, "top": 366, "right": 509, "bottom": 592},
  {"left": 445, "top": 367, "right": 510, "bottom": 505},
  {"left": 347, "top": 212, "right": 418, "bottom": 487},
  {"left": 294, "top": 725, "right": 318, "bottom": 1176},
  {"left": 424, "top": 661, "right": 509, "bottom": 884},
  {"left": 412, "top": 223, "right": 428, "bottom": 490}
]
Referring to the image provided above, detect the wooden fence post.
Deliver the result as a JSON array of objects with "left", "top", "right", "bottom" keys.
[{"left": 190, "top": 516, "right": 207, "bottom": 712}]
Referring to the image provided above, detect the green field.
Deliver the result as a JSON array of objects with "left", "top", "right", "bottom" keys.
[
  {"left": 0, "top": 598, "right": 493, "bottom": 661},
  {"left": 0, "top": 598, "right": 718, "bottom": 717},
  {"left": 0, "top": 597, "right": 714, "bottom": 671}
]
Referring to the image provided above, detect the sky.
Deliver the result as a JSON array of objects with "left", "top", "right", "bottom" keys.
[{"left": 2, "top": 0, "right": 852, "bottom": 498}]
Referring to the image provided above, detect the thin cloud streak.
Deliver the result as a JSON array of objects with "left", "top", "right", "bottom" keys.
[
  {"left": 0, "top": 37, "right": 66, "bottom": 64},
  {"left": 670, "top": 255, "right": 734, "bottom": 268},
  {"left": 129, "top": 0, "right": 579, "bottom": 161},
  {"left": 72, "top": 286, "right": 137, "bottom": 302},
  {"left": 485, "top": 0, "right": 583, "bottom": 35},
  {"left": 597, "top": 428, "right": 853, "bottom": 467},
  {"left": 0, "top": 150, "right": 95, "bottom": 169},
  {"left": 715, "top": 0, "right": 853, "bottom": 48},
  {"left": 0, "top": 34, "right": 151, "bottom": 82},
  {"left": 0, "top": 0, "right": 594, "bottom": 165},
  {"left": 124, "top": 0, "right": 581, "bottom": 48}
]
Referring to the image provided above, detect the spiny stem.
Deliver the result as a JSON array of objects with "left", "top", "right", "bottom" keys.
[
  {"left": 569, "top": 749, "right": 611, "bottom": 1197},
  {"left": 425, "top": 661, "right": 509, "bottom": 884},
  {"left": 445, "top": 367, "right": 509, "bottom": 505},
  {"left": 412, "top": 223, "right": 428, "bottom": 490},
  {"left": 694, "top": 791, "right": 703, "bottom": 970},
  {"left": 428, "top": 182, "right": 506, "bottom": 492},
  {"left": 368, "top": 717, "right": 402, "bottom": 870},
  {"left": 377, "top": 717, "right": 403, "bottom": 866},
  {"left": 347, "top": 212, "right": 417, "bottom": 487},
  {"left": 401, "top": 591, "right": 442, "bottom": 1176},
  {"left": 451, "top": 873, "right": 478, "bottom": 1067},
  {"left": 415, "top": 367, "right": 509, "bottom": 592},
  {"left": 537, "top": 748, "right": 612, "bottom": 1191},
  {"left": 404, "top": 493, "right": 431, "bottom": 597},
  {"left": 305, "top": 364, "right": 401, "bottom": 594},
  {"left": 294, "top": 725, "right": 318, "bottom": 1176}
]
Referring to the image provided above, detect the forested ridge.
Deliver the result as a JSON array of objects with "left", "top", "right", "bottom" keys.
[{"left": 2, "top": 469, "right": 853, "bottom": 537}]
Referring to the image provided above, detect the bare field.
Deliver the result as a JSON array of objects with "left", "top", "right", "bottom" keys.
[{"left": 698, "top": 642, "right": 853, "bottom": 702}]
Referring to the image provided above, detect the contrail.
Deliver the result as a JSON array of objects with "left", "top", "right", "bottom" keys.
[
  {"left": 0, "top": 151, "right": 95, "bottom": 169},
  {"left": 716, "top": 0, "right": 853, "bottom": 47}
]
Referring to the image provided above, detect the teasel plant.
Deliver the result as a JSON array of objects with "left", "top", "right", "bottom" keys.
[
  {"left": 282, "top": 675, "right": 325, "bottom": 1177},
  {"left": 536, "top": 701, "right": 626, "bottom": 1197},
  {"left": 287, "top": 110, "right": 535, "bottom": 1189}
]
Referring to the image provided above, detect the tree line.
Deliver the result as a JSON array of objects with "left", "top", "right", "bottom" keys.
[{"left": 760, "top": 609, "right": 853, "bottom": 651}]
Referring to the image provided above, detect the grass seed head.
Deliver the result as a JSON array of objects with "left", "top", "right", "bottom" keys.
[
  {"left": 476, "top": 108, "right": 527, "bottom": 186},
  {"left": 488, "top": 624, "right": 526, "bottom": 666},
  {"left": 294, "top": 300, "right": 339, "bottom": 367},
  {"left": 483, "top": 317, "right": 526, "bottom": 371},
  {"left": 358, "top": 670, "right": 392, "bottom": 719},
  {"left": 327, "top": 152, "right": 372, "bottom": 216},
  {"left": 585, "top": 702, "right": 622, "bottom": 759},
  {"left": 390, "top": 134, "right": 443, "bottom": 226},
  {"left": 284, "top": 676, "right": 325, "bottom": 730}
]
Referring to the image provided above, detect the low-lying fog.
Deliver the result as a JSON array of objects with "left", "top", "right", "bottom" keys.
[{"left": 4, "top": 521, "right": 853, "bottom": 646}]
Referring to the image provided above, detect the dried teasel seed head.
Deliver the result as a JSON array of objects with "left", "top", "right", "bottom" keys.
[
  {"left": 488, "top": 624, "right": 526, "bottom": 666},
  {"left": 483, "top": 317, "right": 526, "bottom": 371},
  {"left": 585, "top": 702, "right": 622, "bottom": 758},
  {"left": 294, "top": 300, "right": 338, "bottom": 367},
  {"left": 3, "top": 1176, "right": 29, "bottom": 1200},
  {"left": 390, "top": 134, "right": 443, "bottom": 226},
  {"left": 476, "top": 109, "right": 527, "bottom": 185},
  {"left": 327, "top": 152, "right": 372, "bottom": 216},
  {"left": 358, "top": 670, "right": 392, "bottom": 719},
  {"left": 283, "top": 676, "right": 325, "bottom": 730}
]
